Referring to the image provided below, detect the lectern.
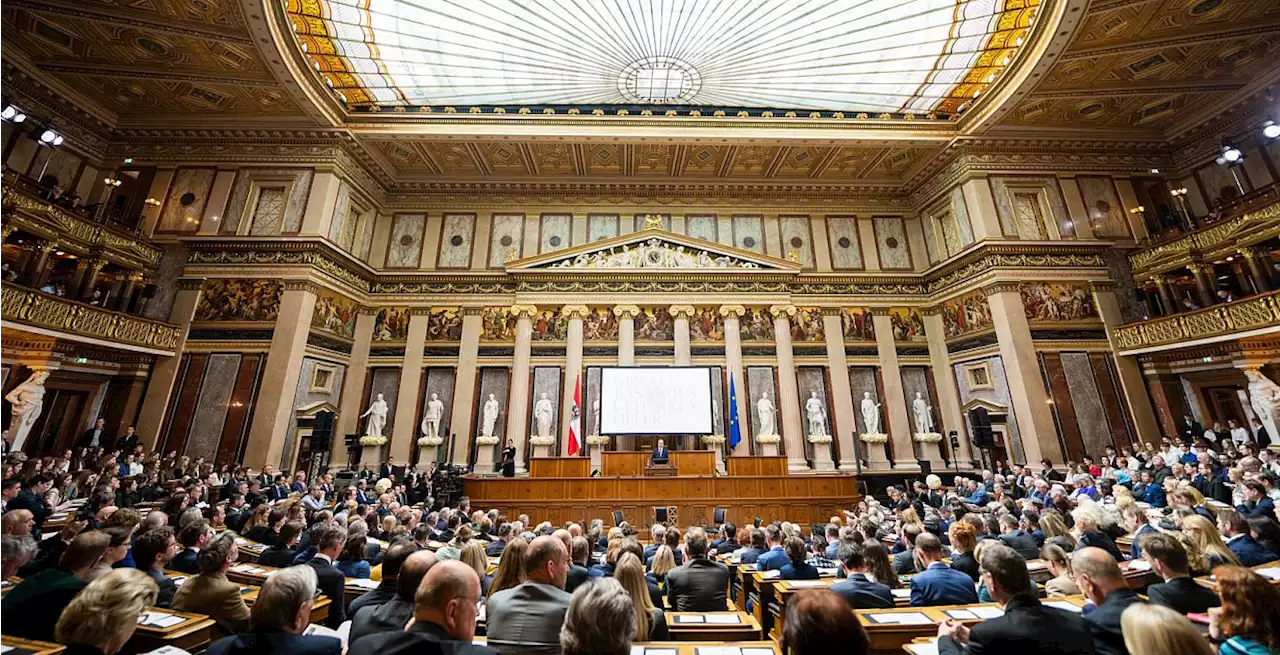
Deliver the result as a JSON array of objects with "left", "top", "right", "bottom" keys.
[{"left": 645, "top": 463, "right": 677, "bottom": 477}]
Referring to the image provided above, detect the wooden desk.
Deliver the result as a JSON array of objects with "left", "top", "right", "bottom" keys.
[
  {"left": 771, "top": 578, "right": 837, "bottom": 638},
  {"left": 727, "top": 457, "right": 789, "bottom": 477},
  {"left": 233, "top": 536, "right": 268, "bottom": 563},
  {"left": 1118, "top": 560, "right": 1158, "bottom": 589},
  {"left": 1194, "top": 563, "right": 1280, "bottom": 591},
  {"left": 665, "top": 611, "right": 761, "bottom": 641},
  {"left": 125, "top": 609, "right": 216, "bottom": 655},
  {"left": 529, "top": 457, "right": 590, "bottom": 478},
  {"left": 856, "top": 603, "right": 1005, "bottom": 655},
  {"left": 0, "top": 636, "right": 65, "bottom": 655},
  {"left": 602, "top": 451, "right": 716, "bottom": 477}
]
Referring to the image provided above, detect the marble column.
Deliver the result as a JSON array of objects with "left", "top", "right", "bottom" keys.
[
  {"left": 134, "top": 279, "right": 203, "bottom": 450},
  {"left": 114, "top": 274, "right": 141, "bottom": 312},
  {"left": 24, "top": 242, "right": 54, "bottom": 288},
  {"left": 671, "top": 305, "right": 695, "bottom": 365},
  {"left": 1243, "top": 247, "right": 1274, "bottom": 292},
  {"left": 872, "top": 308, "right": 917, "bottom": 471},
  {"left": 390, "top": 312, "right": 430, "bottom": 466},
  {"left": 719, "top": 305, "right": 751, "bottom": 456},
  {"left": 1091, "top": 282, "right": 1161, "bottom": 446},
  {"left": 922, "top": 308, "right": 972, "bottom": 468},
  {"left": 1153, "top": 276, "right": 1178, "bottom": 315},
  {"left": 1191, "top": 262, "right": 1217, "bottom": 307},
  {"left": 819, "top": 310, "right": 858, "bottom": 469},
  {"left": 984, "top": 283, "right": 1062, "bottom": 468},
  {"left": 334, "top": 311, "right": 376, "bottom": 467},
  {"left": 73, "top": 256, "right": 107, "bottom": 301},
  {"left": 610, "top": 305, "right": 641, "bottom": 455},
  {"left": 504, "top": 305, "right": 537, "bottom": 474},
  {"left": 560, "top": 305, "right": 589, "bottom": 456},
  {"left": 770, "top": 305, "right": 808, "bottom": 472},
  {"left": 244, "top": 283, "right": 318, "bottom": 469},
  {"left": 449, "top": 308, "right": 485, "bottom": 467}
]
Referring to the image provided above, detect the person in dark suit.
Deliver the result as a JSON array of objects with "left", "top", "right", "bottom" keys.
[
  {"left": 938, "top": 543, "right": 1094, "bottom": 655},
  {"left": 754, "top": 524, "right": 788, "bottom": 571},
  {"left": 349, "top": 550, "right": 437, "bottom": 644},
  {"left": 565, "top": 536, "right": 592, "bottom": 594},
  {"left": 739, "top": 528, "right": 769, "bottom": 564},
  {"left": 909, "top": 533, "right": 978, "bottom": 607},
  {"left": 171, "top": 519, "right": 213, "bottom": 575},
  {"left": 1, "top": 531, "right": 105, "bottom": 642},
  {"left": 1073, "top": 546, "right": 1144, "bottom": 655},
  {"left": 665, "top": 527, "right": 731, "bottom": 612},
  {"left": 349, "top": 541, "right": 416, "bottom": 619},
  {"left": 893, "top": 524, "right": 922, "bottom": 575},
  {"left": 1120, "top": 505, "right": 1158, "bottom": 561},
  {"left": 483, "top": 536, "right": 571, "bottom": 655},
  {"left": 115, "top": 426, "right": 139, "bottom": 455},
  {"left": 306, "top": 522, "right": 350, "bottom": 629},
  {"left": 1220, "top": 510, "right": 1280, "bottom": 566},
  {"left": 133, "top": 527, "right": 179, "bottom": 608},
  {"left": 830, "top": 542, "right": 894, "bottom": 609},
  {"left": 257, "top": 521, "right": 303, "bottom": 569},
  {"left": 206, "top": 564, "right": 342, "bottom": 655},
  {"left": 7, "top": 474, "right": 53, "bottom": 536},
  {"left": 1139, "top": 531, "right": 1219, "bottom": 615},
  {"left": 349, "top": 560, "right": 495, "bottom": 655},
  {"left": 1237, "top": 480, "right": 1277, "bottom": 519},
  {"left": 76, "top": 418, "right": 111, "bottom": 450},
  {"left": 500, "top": 439, "right": 517, "bottom": 478},
  {"left": 779, "top": 537, "right": 819, "bottom": 580},
  {"left": 947, "top": 522, "right": 980, "bottom": 582},
  {"left": 996, "top": 515, "right": 1040, "bottom": 561},
  {"left": 651, "top": 439, "right": 670, "bottom": 465},
  {"left": 1180, "top": 415, "right": 1204, "bottom": 445},
  {"left": 267, "top": 475, "right": 292, "bottom": 502},
  {"left": 1074, "top": 507, "right": 1125, "bottom": 563}
]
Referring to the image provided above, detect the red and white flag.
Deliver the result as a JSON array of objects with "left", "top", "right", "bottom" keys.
[{"left": 567, "top": 373, "right": 582, "bottom": 456}]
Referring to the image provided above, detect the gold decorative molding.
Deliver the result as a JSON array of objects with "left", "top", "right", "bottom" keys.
[
  {"left": 282, "top": 280, "right": 322, "bottom": 293},
  {"left": 1, "top": 185, "right": 162, "bottom": 270},
  {"left": 868, "top": 307, "right": 892, "bottom": 317},
  {"left": 510, "top": 304, "right": 540, "bottom": 319},
  {"left": 982, "top": 282, "right": 1022, "bottom": 296},
  {"left": 612, "top": 305, "right": 642, "bottom": 319},
  {"left": 1129, "top": 198, "right": 1280, "bottom": 275},
  {"left": 1115, "top": 290, "right": 1280, "bottom": 351},
  {"left": 176, "top": 278, "right": 206, "bottom": 291},
  {"left": 819, "top": 307, "right": 845, "bottom": 317},
  {"left": 1, "top": 285, "right": 181, "bottom": 352},
  {"left": 460, "top": 307, "right": 488, "bottom": 317},
  {"left": 920, "top": 305, "right": 942, "bottom": 316},
  {"left": 1089, "top": 280, "right": 1118, "bottom": 292}
]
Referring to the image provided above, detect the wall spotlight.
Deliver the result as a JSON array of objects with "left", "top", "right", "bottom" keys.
[
  {"left": 1264, "top": 120, "right": 1280, "bottom": 140},
  {"left": 37, "top": 127, "right": 65, "bottom": 147},
  {"left": 1221, "top": 144, "right": 1243, "bottom": 164},
  {"left": 1, "top": 101, "right": 26, "bottom": 124}
]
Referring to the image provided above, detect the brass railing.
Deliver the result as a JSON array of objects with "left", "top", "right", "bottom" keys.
[
  {"left": 1, "top": 185, "right": 163, "bottom": 269},
  {"left": 1, "top": 285, "right": 181, "bottom": 352},
  {"left": 1114, "top": 290, "right": 1280, "bottom": 351},
  {"left": 1129, "top": 199, "right": 1280, "bottom": 274}
]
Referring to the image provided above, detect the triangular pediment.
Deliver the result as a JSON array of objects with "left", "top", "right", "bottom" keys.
[
  {"left": 295, "top": 401, "right": 340, "bottom": 418},
  {"left": 506, "top": 228, "right": 800, "bottom": 273},
  {"left": 960, "top": 398, "right": 1008, "bottom": 415}
]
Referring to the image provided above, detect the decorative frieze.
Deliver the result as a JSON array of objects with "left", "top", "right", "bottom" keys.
[{"left": 1, "top": 286, "right": 181, "bottom": 352}]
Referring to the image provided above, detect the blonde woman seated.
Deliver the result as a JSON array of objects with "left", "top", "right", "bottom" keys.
[
  {"left": 616, "top": 553, "right": 669, "bottom": 641},
  {"left": 1180, "top": 514, "right": 1241, "bottom": 568},
  {"left": 460, "top": 541, "right": 494, "bottom": 596},
  {"left": 55, "top": 568, "right": 158, "bottom": 655},
  {"left": 1040, "top": 512, "right": 1076, "bottom": 552},
  {"left": 172, "top": 530, "right": 251, "bottom": 635},
  {"left": 436, "top": 524, "right": 473, "bottom": 560},
  {"left": 648, "top": 544, "right": 676, "bottom": 586},
  {"left": 1040, "top": 543, "right": 1081, "bottom": 596},
  {"left": 1120, "top": 603, "right": 1214, "bottom": 655}
]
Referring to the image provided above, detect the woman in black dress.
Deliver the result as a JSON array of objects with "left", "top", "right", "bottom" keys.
[{"left": 501, "top": 439, "right": 517, "bottom": 478}]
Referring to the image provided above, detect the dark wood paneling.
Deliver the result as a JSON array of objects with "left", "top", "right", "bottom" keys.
[
  {"left": 162, "top": 354, "right": 208, "bottom": 456},
  {"left": 1040, "top": 353, "right": 1085, "bottom": 461},
  {"left": 1090, "top": 354, "right": 1133, "bottom": 450},
  {"left": 218, "top": 354, "right": 262, "bottom": 464}
]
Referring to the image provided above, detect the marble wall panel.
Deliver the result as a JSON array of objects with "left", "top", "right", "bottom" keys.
[
  {"left": 158, "top": 167, "right": 217, "bottom": 232},
  {"left": 873, "top": 216, "right": 912, "bottom": 269},
  {"left": 1041, "top": 353, "right": 1085, "bottom": 460},
  {"left": 797, "top": 367, "right": 832, "bottom": 459},
  {"left": 630, "top": 214, "right": 670, "bottom": 232},
  {"left": 585, "top": 367, "right": 603, "bottom": 437},
  {"left": 953, "top": 355, "right": 1024, "bottom": 464},
  {"left": 386, "top": 214, "right": 426, "bottom": 268},
  {"left": 686, "top": 215, "right": 718, "bottom": 242},
  {"left": 709, "top": 366, "right": 726, "bottom": 438},
  {"left": 539, "top": 214, "right": 572, "bottom": 253},
  {"left": 826, "top": 216, "right": 864, "bottom": 270},
  {"left": 951, "top": 186, "right": 975, "bottom": 246},
  {"left": 423, "top": 368, "right": 456, "bottom": 460},
  {"left": 186, "top": 354, "right": 240, "bottom": 461},
  {"left": 1062, "top": 352, "right": 1111, "bottom": 458},
  {"left": 1197, "top": 162, "right": 1251, "bottom": 205},
  {"left": 922, "top": 208, "right": 941, "bottom": 264},
  {"left": 488, "top": 213, "right": 525, "bottom": 267},
  {"left": 281, "top": 356, "right": 346, "bottom": 469},
  {"left": 732, "top": 215, "right": 764, "bottom": 253},
  {"left": 473, "top": 368, "right": 511, "bottom": 468},
  {"left": 848, "top": 367, "right": 880, "bottom": 433},
  {"left": 367, "top": 367, "right": 401, "bottom": 441},
  {"left": 220, "top": 168, "right": 314, "bottom": 236},
  {"left": 990, "top": 176, "right": 1070, "bottom": 239},
  {"left": 141, "top": 243, "right": 187, "bottom": 321},
  {"left": 437, "top": 213, "right": 476, "bottom": 268},
  {"left": 1077, "top": 176, "right": 1131, "bottom": 239},
  {"left": 588, "top": 214, "right": 619, "bottom": 241},
  {"left": 327, "top": 181, "right": 351, "bottom": 243},
  {"left": 901, "top": 367, "right": 932, "bottom": 456},
  {"left": 37, "top": 148, "right": 81, "bottom": 190},
  {"left": 779, "top": 215, "right": 815, "bottom": 267}
]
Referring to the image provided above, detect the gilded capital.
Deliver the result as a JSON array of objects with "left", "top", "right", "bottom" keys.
[
  {"left": 407, "top": 307, "right": 438, "bottom": 316},
  {"left": 920, "top": 305, "right": 942, "bottom": 316},
  {"left": 1088, "top": 280, "right": 1118, "bottom": 293},
  {"left": 668, "top": 304, "right": 697, "bottom": 319},
  {"left": 282, "top": 280, "right": 321, "bottom": 293},
  {"left": 460, "top": 306, "right": 487, "bottom": 317},
  {"left": 561, "top": 304, "right": 590, "bottom": 319},
  {"left": 510, "top": 304, "right": 539, "bottom": 319},
  {"left": 868, "top": 307, "right": 892, "bottom": 317},
  {"left": 718, "top": 304, "right": 747, "bottom": 318},
  {"left": 820, "top": 307, "right": 844, "bottom": 317},
  {"left": 769, "top": 304, "right": 797, "bottom": 318},
  {"left": 612, "top": 304, "right": 642, "bottom": 319},
  {"left": 981, "top": 282, "right": 1021, "bottom": 297}
]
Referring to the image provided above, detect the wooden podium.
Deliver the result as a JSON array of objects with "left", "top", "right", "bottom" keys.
[{"left": 601, "top": 451, "right": 714, "bottom": 476}]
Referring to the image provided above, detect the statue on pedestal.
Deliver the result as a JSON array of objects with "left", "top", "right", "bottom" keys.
[
  {"left": 420, "top": 392, "right": 445, "bottom": 439},
  {"left": 861, "top": 391, "right": 883, "bottom": 435},
  {"left": 912, "top": 392, "right": 935, "bottom": 435},
  {"left": 361, "top": 393, "right": 389, "bottom": 439},
  {"left": 481, "top": 394, "right": 501, "bottom": 438},
  {"left": 804, "top": 391, "right": 827, "bottom": 437},
  {"left": 1245, "top": 368, "right": 1280, "bottom": 444},
  {"left": 534, "top": 392, "right": 554, "bottom": 438},
  {"left": 756, "top": 392, "right": 777, "bottom": 436},
  {"left": 4, "top": 369, "right": 50, "bottom": 450}
]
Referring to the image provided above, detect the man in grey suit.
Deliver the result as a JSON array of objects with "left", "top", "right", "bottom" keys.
[
  {"left": 665, "top": 526, "right": 730, "bottom": 612},
  {"left": 484, "top": 535, "right": 571, "bottom": 654}
]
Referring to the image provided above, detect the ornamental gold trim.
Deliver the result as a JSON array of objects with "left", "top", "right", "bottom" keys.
[
  {"left": 1114, "top": 290, "right": 1280, "bottom": 351},
  {"left": 1, "top": 285, "right": 181, "bottom": 352},
  {"left": 1129, "top": 201, "right": 1280, "bottom": 275}
]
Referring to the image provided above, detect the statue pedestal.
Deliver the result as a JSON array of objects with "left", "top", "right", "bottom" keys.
[
  {"left": 417, "top": 444, "right": 441, "bottom": 469},
  {"left": 861, "top": 434, "right": 891, "bottom": 470},
  {"left": 915, "top": 434, "right": 946, "bottom": 471},
  {"left": 531, "top": 436, "right": 554, "bottom": 459},
  {"left": 757, "top": 440, "right": 780, "bottom": 457},
  {"left": 474, "top": 440, "right": 498, "bottom": 474},
  {"left": 587, "top": 437, "right": 606, "bottom": 473},
  {"left": 809, "top": 438, "right": 835, "bottom": 471},
  {"left": 361, "top": 444, "right": 385, "bottom": 470}
]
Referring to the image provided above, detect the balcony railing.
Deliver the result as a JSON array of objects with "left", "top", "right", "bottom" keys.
[
  {"left": 1, "top": 285, "right": 181, "bottom": 353},
  {"left": 1, "top": 185, "right": 163, "bottom": 270},
  {"left": 1129, "top": 192, "right": 1280, "bottom": 275},
  {"left": 1114, "top": 289, "right": 1280, "bottom": 352}
]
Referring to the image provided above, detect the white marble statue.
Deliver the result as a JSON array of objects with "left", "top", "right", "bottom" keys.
[
  {"left": 420, "top": 392, "right": 445, "bottom": 439},
  {"left": 805, "top": 391, "right": 827, "bottom": 437},
  {"left": 360, "top": 393, "right": 389, "bottom": 439},
  {"left": 861, "top": 391, "right": 883, "bottom": 435},
  {"left": 4, "top": 369, "right": 50, "bottom": 450},
  {"left": 912, "top": 392, "right": 935, "bottom": 434},
  {"left": 481, "top": 394, "right": 501, "bottom": 438},
  {"left": 757, "top": 392, "right": 777, "bottom": 435},
  {"left": 1245, "top": 368, "right": 1280, "bottom": 444},
  {"left": 534, "top": 392, "right": 554, "bottom": 438},
  {"left": 592, "top": 398, "right": 601, "bottom": 434}
]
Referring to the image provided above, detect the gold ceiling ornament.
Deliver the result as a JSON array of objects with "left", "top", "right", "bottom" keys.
[
  {"left": 786, "top": 248, "right": 801, "bottom": 263},
  {"left": 505, "top": 247, "right": 519, "bottom": 263},
  {"left": 641, "top": 214, "right": 665, "bottom": 230}
]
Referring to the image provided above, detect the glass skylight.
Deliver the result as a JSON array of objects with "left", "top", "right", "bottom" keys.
[{"left": 286, "top": 0, "right": 1037, "bottom": 114}]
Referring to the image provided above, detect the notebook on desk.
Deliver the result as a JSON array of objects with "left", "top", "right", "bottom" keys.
[{"left": 865, "top": 612, "right": 933, "bottom": 625}]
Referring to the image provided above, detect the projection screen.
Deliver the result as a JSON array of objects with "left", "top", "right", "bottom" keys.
[{"left": 598, "top": 366, "right": 714, "bottom": 435}]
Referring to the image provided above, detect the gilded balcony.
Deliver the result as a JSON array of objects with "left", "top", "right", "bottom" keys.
[
  {"left": 1, "top": 284, "right": 181, "bottom": 354},
  {"left": 1114, "top": 289, "right": 1280, "bottom": 354},
  {"left": 1129, "top": 191, "right": 1280, "bottom": 277},
  {"left": 1, "top": 184, "right": 163, "bottom": 270}
]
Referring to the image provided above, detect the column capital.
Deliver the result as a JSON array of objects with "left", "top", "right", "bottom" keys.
[
  {"left": 769, "top": 304, "right": 797, "bottom": 318},
  {"left": 176, "top": 277, "right": 206, "bottom": 291},
  {"left": 668, "top": 304, "right": 697, "bottom": 319},
  {"left": 1240, "top": 245, "right": 1268, "bottom": 259},
  {"left": 718, "top": 304, "right": 747, "bottom": 318},
  {"left": 820, "top": 307, "right": 844, "bottom": 317},
  {"left": 510, "top": 304, "right": 539, "bottom": 319},
  {"left": 612, "top": 304, "right": 642, "bottom": 319},
  {"left": 562, "top": 304, "right": 590, "bottom": 319},
  {"left": 282, "top": 280, "right": 321, "bottom": 293},
  {"left": 981, "top": 282, "right": 1021, "bottom": 297},
  {"left": 868, "top": 307, "right": 892, "bottom": 317},
  {"left": 460, "top": 306, "right": 487, "bottom": 317},
  {"left": 1088, "top": 280, "right": 1118, "bottom": 293},
  {"left": 32, "top": 241, "right": 58, "bottom": 253},
  {"left": 920, "top": 305, "right": 942, "bottom": 316},
  {"left": 1189, "top": 260, "right": 1216, "bottom": 275}
]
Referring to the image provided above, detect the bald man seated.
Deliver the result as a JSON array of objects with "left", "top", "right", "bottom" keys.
[
  {"left": 347, "top": 559, "right": 496, "bottom": 655},
  {"left": 348, "top": 550, "right": 438, "bottom": 644},
  {"left": 1073, "top": 546, "right": 1144, "bottom": 655}
]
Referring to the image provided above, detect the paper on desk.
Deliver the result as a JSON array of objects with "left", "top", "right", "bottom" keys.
[
  {"left": 641, "top": 649, "right": 678, "bottom": 655},
  {"left": 696, "top": 648, "right": 742, "bottom": 655},
  {"left": 0, "top": 646, "right": 13, "bottom": 654},
  {"left": 945, "top": 609, "right": 977, "bottom": 620},
  {"left": 907, "top": 641, "right": 940, "bottom": 655},
  {"left": 1125, "top": 560, "right": 1152, "bottom": 571},
  {"left": 1254, "top": 568, "right": 1280, "bottom": 580},
  {"left": 970, "top": 607, "right": 1004, "bottom": 619},
  {"left": 760, "top": 569, "right": 780, "bottom": 579},
  {"left": 869, "top": 612, "right": 932, "bottom": 625},
  {"left": 741, "top": 649, "right": 774, "bottom": 655},
  {"left": 817, "top": 568, "right": 839, "bottom": 576},
  {"left": 171, "top": 576, "right": 188, "bottom": 585},
  {"left": 347, "top": 578, "right": 379, "bottom": 589},
  {"left": 704, "top": 614, "right": 743, "bottom": 624},
  {"left": 141, "top": 647, "right": 192, "bottom": 655},
  {"left": 304, "top": 622, "right": 344, "bottom": 645},
  {"left": 1044, "top": 601, "right": 1084, "bottom": 613},
  {"left": 674, "top": 614, "right": 706, "bottom": 623},
  {"left": 138, "top": 612, "right": 185, "bottom": 628},
  {"left": 787, "top": 580, "right": 828, "bottom": 588},
  {"left": 891, "top": 589, "right": 912, "bottom": 598},
  {"left": 232, "top": 565, "right": 266, "bottom": 574}
]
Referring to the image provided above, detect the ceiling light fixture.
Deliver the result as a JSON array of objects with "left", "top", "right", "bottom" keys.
[
  {"left": 1221, "top": 143, "right": 1243, "bottom": 164},
  {"left": 1264, "top": 120, "right": 1280, "bottom": 140},
  {"left": 1, "top": 101, "right": 26, "bottom": 124},
  {"left": 36, "top": 127, "right": 64, "bottom": 147}
]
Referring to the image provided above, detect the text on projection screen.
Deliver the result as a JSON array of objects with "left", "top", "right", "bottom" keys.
[{"left": 599, "top": 367, "right": 714, "bottom": 435}]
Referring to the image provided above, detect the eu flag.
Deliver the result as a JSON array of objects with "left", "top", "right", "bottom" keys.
[{"left": 728, "top": 373, "right": 742, "bottom": 450}]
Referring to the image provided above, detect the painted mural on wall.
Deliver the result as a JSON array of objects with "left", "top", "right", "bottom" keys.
[
  {"left": 481, "top": 307, "right": 518, "bottom": 341},
  {"left": 841, "top": 308, "right": 875, "bottom": 341},
  {"left": 194, "top": 279, "right": 282, "bottom": 322},
  {"left": 688, "top": 307, "right": 725, "bottom": 342},
  {"left": 635, "top": 307, "right": 674, "bottom": 341},
  {"left": 739, "top": 307, "right": 775, "bottom": 342},
  {"left": 310, "top": 289, "right": 358, "bottom": 338},
  {"left": 582, "top": 307, "right": 619, "bottom": 341},
  {"left": 888, "top": 307, "right": 926, "bottom": 341},
  {"left": 941, "top": 290, "right": 994, "bottom": 338},
  {"left": 425, "top": 308, "right": 464, "bottom": 341},
  {"left": 531, "top": 308, "right": 568, "bottom": 341},
  {"left": 372, "top": 307, "right": 410, "bottom": 342},
  {"left": 789, "top": 307, "right": 825, "bottom": 342},
  {"left": 1019, "top": 283, "right": 1097, "bottom": 322}
]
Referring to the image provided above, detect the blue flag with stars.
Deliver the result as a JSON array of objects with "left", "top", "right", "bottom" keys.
[{"left": 728, "top": 372, "right": 742, "bottom": 450}]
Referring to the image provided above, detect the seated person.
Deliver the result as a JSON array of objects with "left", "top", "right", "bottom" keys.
[
  {"left": 1, "top": 530, "right": 109, "bottom": 641},
  {"left": 829, "top": 542, "right": 893, "bottom": 609},
  {"left": 1140, "top": 531, "right": 1219, "bottom": 615},
  {"left": 172, "top": 530, "right": 252, "bottom": 635},
  {"left": 780, "top": 536, "right": 820, "bottom": 580},
  {"left": 206, "top": 565, "right": 341, "bottom": 655},
  {"left": 349, "top": 550, "right": 436, "bottom": 644},
  {"left": 256, "top": 521, "right": 303, "bottom": 568},
  {"left": 1073, "top": 547, "right": 1143, "bottom": 655},
  {"left": 54, "top": 568, "right": 159, "bottom": 655},
  {"left": 665, "top": 527, "right": 731, "bottom": 612},
  {"left": 651, "top": 439, "right": 670, "bottom": 466},
  {"left": 909, "top": 533, "right": 979, "bottom": 607},
  {"left": 132, "top": 527, "right": 179, "bottom": 608}
]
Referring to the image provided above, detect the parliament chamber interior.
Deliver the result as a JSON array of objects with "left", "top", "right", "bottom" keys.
[{"left": 2, "top": 0, "right": 1280, "bottom": 654}]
